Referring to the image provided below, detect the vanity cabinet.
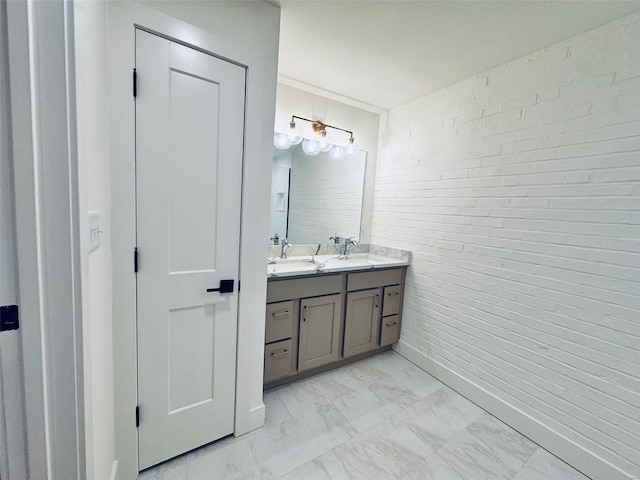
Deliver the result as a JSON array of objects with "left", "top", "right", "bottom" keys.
[{"left": 264, "top": 266, "right": 406, "bottom": 388}]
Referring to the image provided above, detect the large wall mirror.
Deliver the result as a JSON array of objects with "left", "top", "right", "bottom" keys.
[{"left": 269, "top": 145, "right": 366, "bottom": 244}]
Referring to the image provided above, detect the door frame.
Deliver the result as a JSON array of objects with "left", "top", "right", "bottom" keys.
[
  {"left": 108, "top": 3, "right": 279, "bottom": 478},
  {"left": 5, "top": 0, "right": 85, "bottom": 478}
]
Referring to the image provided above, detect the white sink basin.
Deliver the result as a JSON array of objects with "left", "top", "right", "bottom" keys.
[
  {"left": 314, "top": 255, "right": 370, "bottom": 272},
  {"left": 267, "top": 258, "right": 318, "bottom": 277}
]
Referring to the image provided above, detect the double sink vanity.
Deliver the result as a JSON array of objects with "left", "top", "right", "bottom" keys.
[
  {"left": 266, "top": 143, "right": 409, "bottom": 387},
  {"left": 263, "top": 245, "right": 411, "bottom": 388}
]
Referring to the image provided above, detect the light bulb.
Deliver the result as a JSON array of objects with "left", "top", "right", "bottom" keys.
[
  {"left": 318, "top": 130, "right": 333, "bottom": 152},
  {"left": 329, "top": 145, "right": 346, "bottom": 160},
  {"left": 273, "top": 132, "right": 291, "bottom": 149},
  {"left": 284, "top": 121, "right": 303, "bottom": 145},
  {"left": 302, "top": 138, "right": 321, "bottom": 156},
  {"left": 345, "top": 137, "right": 359, "bottom": 157}
]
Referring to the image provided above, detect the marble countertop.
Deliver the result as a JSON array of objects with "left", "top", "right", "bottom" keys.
[{"left": 267, "top": 250, "right": 410, "bottom": 278}]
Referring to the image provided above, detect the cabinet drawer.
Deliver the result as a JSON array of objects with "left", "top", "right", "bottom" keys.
[
  {"left": 265, "top": 301, "right": 294, "bottom": 343},
  {"left": 380, "top": 315, "right": 400, "bottom": 346},
  {"left": 382, "top": 285, "right": 402, "bottom": 317},
  {"left": 267, "top": 274, "right": 342, "bottom": 303},
  {"left": 264, "top": 339, "right": 293, "bottom": 383},
  {"left": 347, "top": 268, "right": 403, "bottom": 291}
]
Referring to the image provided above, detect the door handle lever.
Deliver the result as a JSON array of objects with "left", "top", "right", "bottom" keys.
[{"left": 206, "top": 279, "right": 235, "bottom": 294}]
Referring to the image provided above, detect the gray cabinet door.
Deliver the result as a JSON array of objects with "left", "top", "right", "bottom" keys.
[
  {"left": 298, "top": 294, "right": 342, "bottom": 371},
  {"left": 344, "top": 288, "right": 381, "bottom": 358}
]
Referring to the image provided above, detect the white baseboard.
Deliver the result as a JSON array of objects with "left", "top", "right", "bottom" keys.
[
  {"left": 394, "top": 341, "right": 634, "bottom": 480},
  {"left": 109, "top": 460, "right": 118, "bottom": 480}
]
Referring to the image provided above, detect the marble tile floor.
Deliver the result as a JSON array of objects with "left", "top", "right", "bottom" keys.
[{"left": 139, "top": 351, "right": 591, "bottom": 480}]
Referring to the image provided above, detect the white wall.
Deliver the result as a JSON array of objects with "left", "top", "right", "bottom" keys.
[
  {"left": 275, "top": 83, "right": 380, "bottom": 243},
  {"left": 373, "top": 13, "right": 640, "bottom": 480},
  {"left": 73, "top": 2, "right": 115, "bottom": 479}
]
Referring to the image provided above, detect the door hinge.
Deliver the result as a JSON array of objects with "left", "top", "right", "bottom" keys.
[
  {"left": 134, "top": 248, "right": 139, "bottom": 273},
  {"left": 133, "top": 68, "right": 137, "bottom": 98},
  {"left": 135, "top": 406, "right": 140, "bottom": 428},
  {"left": 0, "top": 305, "right": 19, "bottom": 332}
]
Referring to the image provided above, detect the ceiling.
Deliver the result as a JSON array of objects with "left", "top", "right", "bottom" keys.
[{"left": 276, "top": 1, "right": 640, "bottom": 112}]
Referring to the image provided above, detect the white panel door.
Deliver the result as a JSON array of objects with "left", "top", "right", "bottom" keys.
[{"left": 135, "top": 30, "right": 245, "bottom": 470}]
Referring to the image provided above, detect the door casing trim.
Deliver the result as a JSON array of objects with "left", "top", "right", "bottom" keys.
[{"left": 108, "top": 3, "right": 279, "bottom": 478}]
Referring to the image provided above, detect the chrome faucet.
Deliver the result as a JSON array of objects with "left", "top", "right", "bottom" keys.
[
  {"left": 280, "top": 239, "right": 292, "bottom": 259},
  {"left": 341, "top": 237, "right": 358, "bottom": 257}
]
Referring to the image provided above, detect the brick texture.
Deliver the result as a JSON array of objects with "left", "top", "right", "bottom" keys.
[{"left": 371, "top": 13, "right": 640, "bottom": 480}]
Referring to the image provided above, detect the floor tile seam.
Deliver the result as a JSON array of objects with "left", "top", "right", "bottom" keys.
[
  {"left": 517, "top": 444, "right": 595, "bottom": 480},
  {"left": 388, "top": 350, "right": 560, "bottom": 477},
  {"left": 324, "top": 405, "right": 444, "bottom": 479},
  {"left": 397, "top": 449, "right": 441, "bottom": 480},
  {"left": 315, "top": 443, "right": 405, "bottom": 480},
  {"left": 236, "top": 437, "right": 262, "bottom": 479},
  {"left": 431, "top": 413, "right": 535, "bottom": 480},
  {"left": 424, "top": 440, "right": 513, "bottom": 480},
  {"left": 428, "top": 415, "right": 492, "bottom": 472},
  {"left": 508, "top": 447, "right": 538, "bottom": 480},
  {"left": 374, "top": 386, "right": 443, "bottom": 429},
  {"left": 382, "top": 383, "right": 473, "bottom": 437},
  {"left": 459, "top": 404, "right": 599, "bottom": 480},
  {"left": 463, "top": 412, "right": 540, "bottom": 472},
  {"left": 337, "top": 382, "right": 421, "bottom": 422},
  {"left": 274, "top": 387, "right": 295, "bottom": 421},
  {"left": 302, "top": 433, "right": 366, "bottom": 480}
]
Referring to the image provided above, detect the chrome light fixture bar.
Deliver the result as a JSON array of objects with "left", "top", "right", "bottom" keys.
[{"left": 274, "top": 115, "right": 360, "bottom": 159}]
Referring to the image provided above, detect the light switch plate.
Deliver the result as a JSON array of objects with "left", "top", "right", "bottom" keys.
[{"left": 88, "top": 210, "right": 101, "bottom": 251}]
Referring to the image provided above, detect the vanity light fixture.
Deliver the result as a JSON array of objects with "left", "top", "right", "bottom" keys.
[{"left": 274, "top": 115, "right": 360, "bottom": 158}]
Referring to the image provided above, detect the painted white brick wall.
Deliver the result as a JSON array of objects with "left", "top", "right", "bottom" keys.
[{"left": 371, "top": 13, "right": 640, "bottom": 480}]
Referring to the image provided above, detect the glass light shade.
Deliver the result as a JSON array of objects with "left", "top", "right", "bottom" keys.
[
  {"left": 273, "top": 132, "right": 291, "bottom": 149},
  {"left": 344, "top": 137, "right": 360, "bottom": 157},
  {"left": 285, "top": 121, "right": 303, "bottom": 145},
  {"left": 329, "top": 145, "right": 346, "bottom": 160},
  {"left": 302, "top": 138, "right": 321, "bottom": 156},
  {"left": 318, "top": 130, "right": 333, "bottom": 152}
]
